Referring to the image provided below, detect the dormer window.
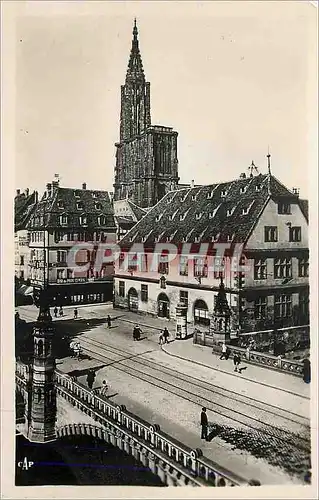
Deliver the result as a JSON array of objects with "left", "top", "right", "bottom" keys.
[
  {"left": 240, "top": 186, "right": 247, "bottom": 194},
  {"left": 60, "top": 214, "right": 68, "bottom": 225},
  {"left": 242, "top": 207, "right": 249, "bottom": 215},
  {"left": 95, "top": 202, "right": 102, "bottom": 210},
  {"left": 155, "top": 214, "right": 163, "bottom": 222},
  {"left": 74, "top": 191, "right": 81, "bottom": 198},
  {"left": 195, "top": 213, "right": 202, "bottom": 220},
  {"left": 169, "top": 210, "right": 178, "bottom": 221},
  {"left": 221, "top": 189, "right": 227, "bottom": 197},
  {"left": 57, "top": 200, "right": 64, "bottom": 209},
  {"left": 256, "top": 184, "right": 262, "bottom": 192},
  {"left": 207, "top": 191, "right": 213, "bottom": 199},
  {"left": 92, "top": 192, "right": 98, "bottom": 198},
  {"left": 80, "top": 215, "right": 87, "bottom": 225},
  {"left": 191, "top": 194, "right": 197, "bottom": 201},
  {"left": 227, "top": 207, "right": 235, "bottom": 217},
  {"left": 77, "top": 201, "right": 83, "bottom": 210},
  {"left": 180, "top": 195, "right": 187, "bottom": 202},
  {"left": 227, "top": 234, "right": 234, "bottom": 242},
  {"left": 194, "top": 236, "right": 200, "bottom": 243}
]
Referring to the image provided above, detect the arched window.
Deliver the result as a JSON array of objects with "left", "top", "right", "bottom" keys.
[
  {"left": 128, "top": 288, "right": 138, "bottom": 312},
  {"left": 37, "top": 339, "right": 43, "bottom": 356},
  {"left": 158, "top": 293, "right": 170, "bottom": 319},
  {"left": 194, "top": 299, "right": 210, "bottom": 326}
]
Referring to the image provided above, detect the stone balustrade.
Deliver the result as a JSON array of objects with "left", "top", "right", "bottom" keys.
[
  {"left": 221, "top": 345, "right": 303, "bottom": 377},
  {"left": 194, "top": 332, "right": 304, "bottom": 377},
  {"left": 55, "top": 369, "right": 247, "bottom": 487}
]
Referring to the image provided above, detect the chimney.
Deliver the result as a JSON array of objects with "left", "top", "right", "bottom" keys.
[
  {"left": 239, "top": 172, "right": 246, "bottom": 179},
  {"left": 292, "top": 187, "right": 300, "bottom": 197},
  {"left": 16, "top": 189, "right": 20, "bottom": 195},
  {"left": 191, "top": 179, "right": 195, "bottom": 188},
  {"left": 25, "top": 188, "right": 29, "bottom": 196},
  {"left": 109, "top": 192, "right": 114, "bottom": 203},
  {"left": 46, "top": 183, "right": 52, "bottom": 197},
  {"left": 82, "top": 182, "right": 87, "bottom": 190},
  {"left": 35, "top": 191, "right": 38, "bottom": 203}
]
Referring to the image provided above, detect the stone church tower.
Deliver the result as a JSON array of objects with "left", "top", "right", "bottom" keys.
[{"left": 114, "top": 20, "right": 179, "bottom": 209}]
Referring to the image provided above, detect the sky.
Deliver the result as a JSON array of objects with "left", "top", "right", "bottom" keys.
[{"left": 12, "top": 1, "right": 317, "bottom": 198}]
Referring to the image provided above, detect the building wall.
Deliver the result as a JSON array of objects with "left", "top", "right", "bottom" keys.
[
  {"left": 14, "top": 230, "right": 31, "bottom": 281},
  {"left": 246, "top": 198, "right": 308, "bottom": 250}
]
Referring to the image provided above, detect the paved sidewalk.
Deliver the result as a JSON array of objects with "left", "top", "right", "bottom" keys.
[{"left": 161, "top": 339, "right": 310, "bottom": 399}]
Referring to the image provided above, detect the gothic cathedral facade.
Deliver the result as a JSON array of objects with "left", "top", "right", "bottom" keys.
[{"left": 114, "top": 21, "right": 179, "bottom": 209}]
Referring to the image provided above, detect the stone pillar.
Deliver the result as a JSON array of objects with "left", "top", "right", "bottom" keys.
[{"left": 175, "top": 302, "right": 187, "bottom": 339}]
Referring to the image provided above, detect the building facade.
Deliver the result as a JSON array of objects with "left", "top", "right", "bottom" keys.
[
  {"left": 28, "top": 179, "right": 116, "bottom": 306},
  {"left": 113, "top": 21, "right": 179, "bottom": 209},
  {"left": 15, "top": 189, "right": 38, "bottom": 282},
  {"left": 114, "top": 168, "right": 309, "bottom": 333},
  {"left": 113, "top": 199, "right": 147, "bottom": 241}
]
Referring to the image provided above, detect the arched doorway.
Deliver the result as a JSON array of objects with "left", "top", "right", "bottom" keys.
[
  {"left": 158, "top": 293, "right": 170, "bottom": 319},
  {"left": 194, "top": 299, "right": 210, "bottom": 326},
  {"left": 128, "top": 288, "right": 138, "bottom": 312}
]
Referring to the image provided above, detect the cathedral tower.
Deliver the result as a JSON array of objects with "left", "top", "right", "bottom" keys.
[{"left": 114, "top": 20, "right": 179, "bottom": 209}]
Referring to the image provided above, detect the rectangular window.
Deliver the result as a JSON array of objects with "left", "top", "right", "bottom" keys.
[
  {"left": 180, "top": 290, "right": 188, "bottom": 307},
  {"left": 213, "top": 256, "right": 225, "bottom": 279},
  {"left": 274, "top": 257, "right": 292, "bottom": 279},
  {"left": 289, "top": 226, "right": 301, "bottom": 242},
  {"left": 141, "top": 284, "right": 148, "bottom": 302},
  {"left": 264, "top": 226, "right": 278, "bottom": 242},
  {"left": 20, "top": 270, "right": 24, "bottom": 280},
  {"left": 179, "top": 256, "right": 189, "bottom": 276},
  {"left": 67, "top": 268, "right": 73, "bottom": 279},
  {"left": 254, "top": 296, "right": 267, "bottom": 319},
  {"left": 57, "top": 250, "right": 67, "bottom": 263},
  {"left": 20, "top": 255, "right": 24, "bottom": 266},
  {"left": 299, "top": 290, "right": 309, "bottom": 320},
  {"left": 57, "top": 269, "right": 65, "bottom": 280},
  {"left": 275, "top": 294, "right": 292, "bottom": 319},
  {"left": 128, "top": 253, "right": 138, "bottom": 272},
  {"left": 278, "top": 202, "right": 291, "bottom": 214},
  {"left": 194, "top": 257, "right": 208, "bottom": 278},
  {"left": 158, "top": 261, "right": 169, "bottom": 275},
  {"left": 119, "top": 281, "right": 125, "bottom": 297},
  {"left": 298, "top": 256, "right": 309, "bottom": 277},
  {"left": 254, "top": 259, "right": 267, "bottom": 280}
]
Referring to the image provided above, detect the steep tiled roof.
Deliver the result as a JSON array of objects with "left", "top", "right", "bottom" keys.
[
  {"left": 15, "top": 191, "right": 38, "bottom": 231},
  {"left": 28, "top": 186, "right": 116, "bottom": 230},
  {"left": 120, "top": 174, "right": 298, "bottom": 246},
  {"left": 127, "top": 200, "right": 147, "bottom": 221},
  {"left": 298, "top": 199, "right": 309, "bottom": 222}
]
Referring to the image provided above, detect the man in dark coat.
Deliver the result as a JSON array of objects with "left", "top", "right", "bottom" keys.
[
  {"left": 87, "top": 369, "right": 96, "bottom": 390},
  {"left": 107, "top": 315, "right": 112, "bottom": 328},
  {"left": 163, "top": 327, "right": 170, "bottom": 344},
  {"left": 200, "top": 407, "right": 209, "bottom": 440}
]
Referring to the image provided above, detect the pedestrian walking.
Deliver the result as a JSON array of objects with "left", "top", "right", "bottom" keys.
[
  {"left": 54, "top": 306, "right": 58, "bottom": 318},
  {"left": 87, "top": 369, "right": 96, "bottom": 390},
  {"left": 219, "top": 342, "right": 227, "bottom": 360},
  {"left": 159, "top": 333, "right": 164, "bottom": 345},
  {"left": 74, "top": 307, "right": 78, "bottom": 319},
  {"left": 59, "top": 306, "right": 63, "bottom": 317},
  {"left": 133, "top": 325, "right": 141, "bottom": 341},
  {"left": 200, "top": 407, "right": 209, "bottom": 440},
  {"left": 233, "top": 353, "right": 241, "bottom": 372},
  {"left": 162, "top": 327, "right": 169, "bottom": 344},
  {"left": 107, "top": 315, "right": 112, "bottom": 329},
  {"left": 100, "top": 380, "right": 108, "bottom": 396}
]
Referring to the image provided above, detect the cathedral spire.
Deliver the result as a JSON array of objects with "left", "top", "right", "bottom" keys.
[{"left": 127, "top": 18, "right": 144, "bottom": 80}]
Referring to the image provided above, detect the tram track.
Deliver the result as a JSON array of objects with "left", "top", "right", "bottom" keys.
[{"left": 73, "top": 335, "right": 310, "bottom": 454}]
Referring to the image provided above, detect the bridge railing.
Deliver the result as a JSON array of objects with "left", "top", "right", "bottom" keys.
[{"left": 55, "top": 369, "right": 247, "bottom": 487}]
